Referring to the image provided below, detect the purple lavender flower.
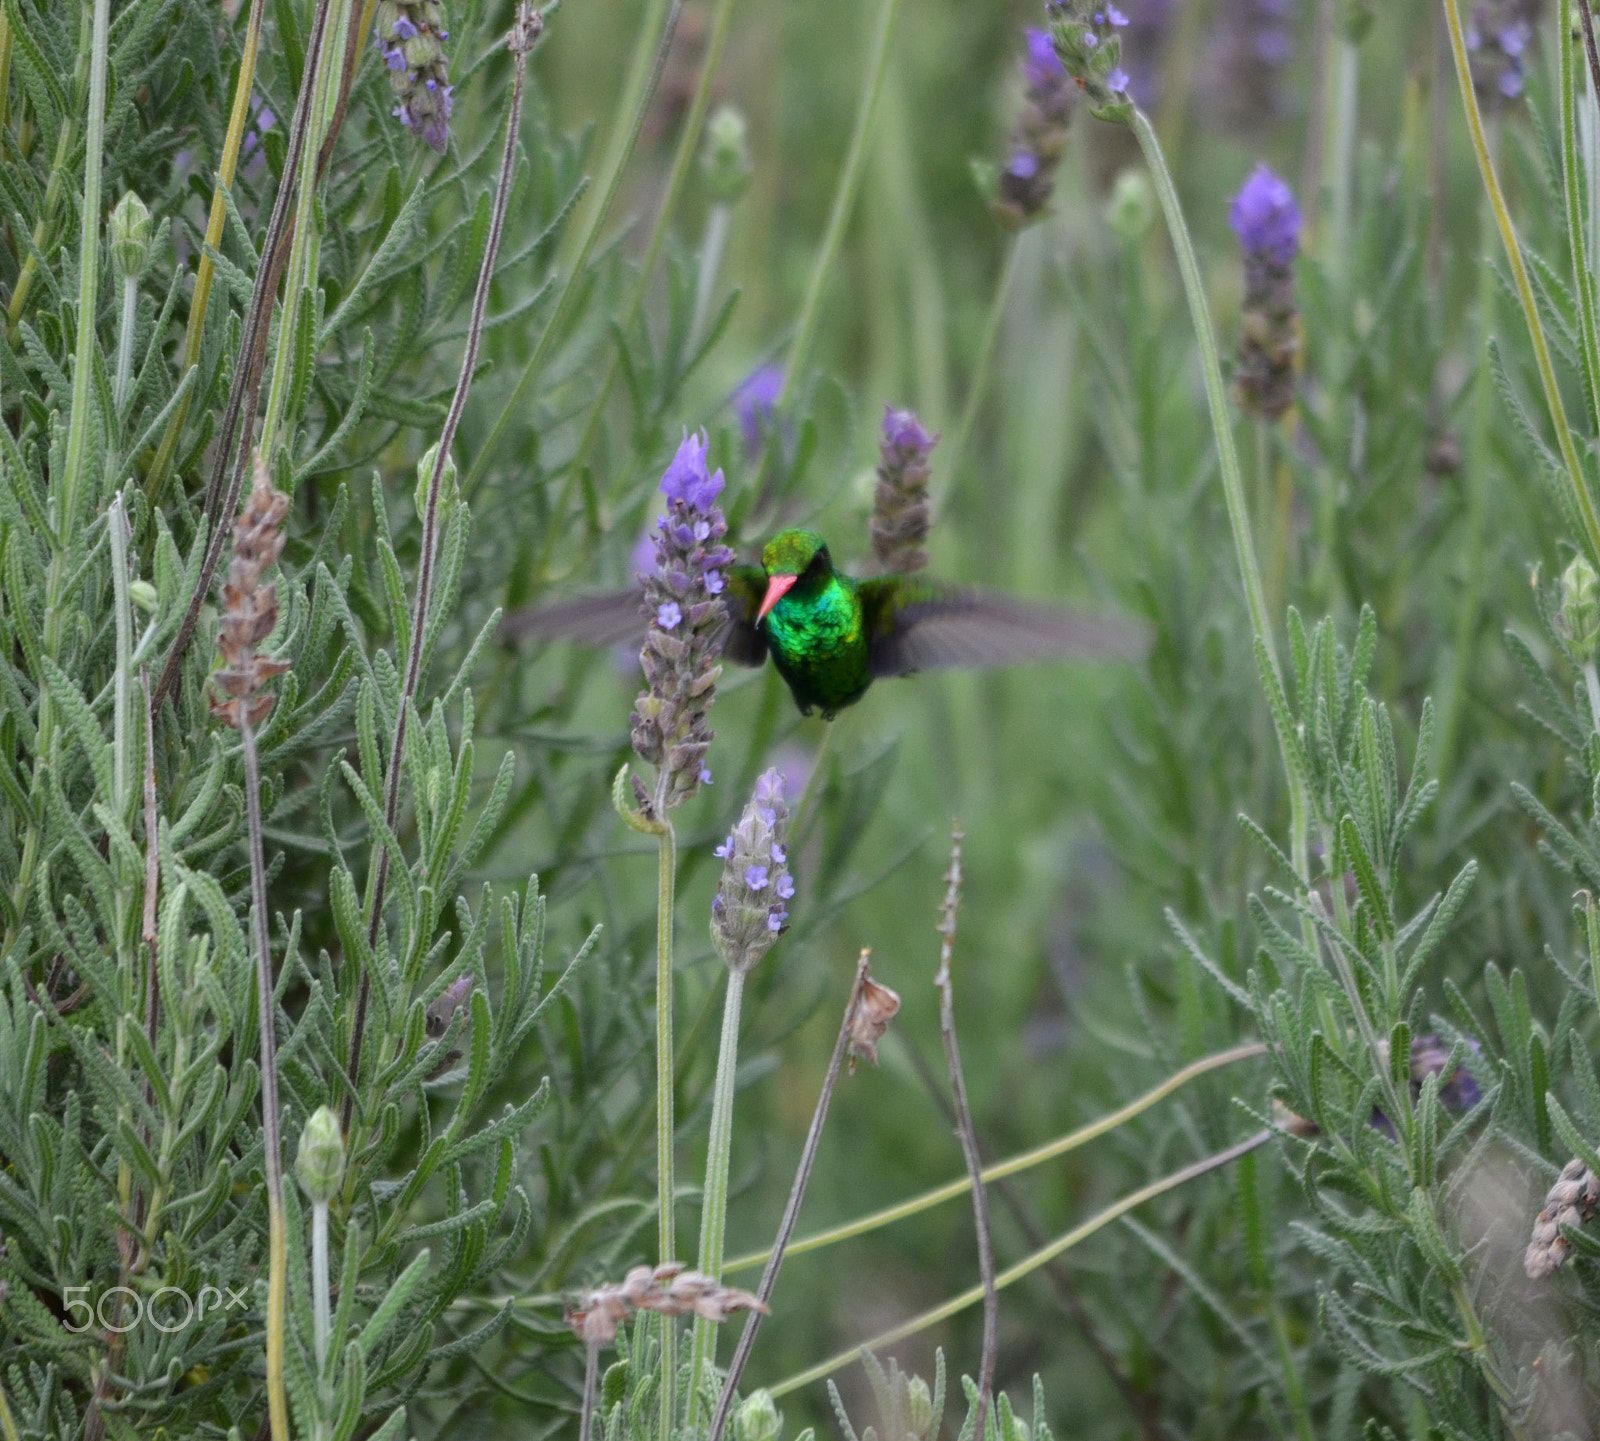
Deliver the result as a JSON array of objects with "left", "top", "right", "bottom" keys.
[
  {"left": 1041, "top": 0, "right": 1134, "bottom": 116},
  {"left": 1230, "top": 166, "right": 1300, "bottom": 420},
  {"left": 871, "top": 405, "right": 937, "bottom": 574},
  {"left": 375, "top": 0, "right": 453, "bottom": 154},
  {"left": 711, "top": 769, "right": 793, "bottom": 971},
  {"left": 994, "top": 26, "right": 1075, "bottom": 228},
  {"left": 1465, "top": 1, "right": 1538, "bottom": 110},
  {"left": 1229, "top": 165, "right": 1300, "bottom": 265},
  {"left": 732, "top": 365, "right": 785, "bottom": 455},
  {"left": 630, "top": 431, "right": 735, "bottom": 811}
]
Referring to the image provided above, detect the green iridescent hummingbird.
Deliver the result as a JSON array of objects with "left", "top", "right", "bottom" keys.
[
  {"left": 502, "top": 409, "right": 1142, "bottom": 717},
  {"left": 502, "top": 524, "right": 1140, "bottom": 719}
]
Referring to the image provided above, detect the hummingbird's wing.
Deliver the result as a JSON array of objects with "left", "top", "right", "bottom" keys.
[
  {"left": 497, "top": 564, "right": 772, "bottom": 667},
  {"left": 859, "top": 577, "right": 1147, "bottom": 678}
]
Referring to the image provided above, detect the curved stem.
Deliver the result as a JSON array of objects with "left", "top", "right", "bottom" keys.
[
  {"left": 764, "top": 1130, "right": 1272, "bottom": 1400},
  {"left": 464, "top": 0, "right": 683, "bottom": 497},
  {"left": 935, "top": 233, "right": 1019, "bottom": 514},
  {"left": 722, "top": 1041, "right": 1268, "bottom": 1274},
  {"left": 777, "top": 0, "right": 902, "bottom": 405},
  {"left": 142, "top": 0, "right": 267, "bottom": 507},
  {"left": 560, "top": 0, "right": 741, "bottom": 511},
  {"left": 1442, "top": 0, "right": 1600, "bottom": 565},
  {"left": 686, "top": 966, "right": 745, "bottom": 1430}
]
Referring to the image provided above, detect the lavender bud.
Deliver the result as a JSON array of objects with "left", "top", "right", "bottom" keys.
[
  {"left": 1371, "top": 1034, "right": 1482, "bottom": 1136},
  {"left": 710, "top": 768, "right": 793, "bottom": 972},
  {"left": 1043, "top": 1, "right": 1133, "bottom": 122},
  {"left": 870, "top": 406, "right": 937, "bottom": 574},
  {"left": 702, "top": 104, "right": 753, "bottom": 204},
  {"left": 904, "top": 1377, "right": 935, "bottom": 1441},
  {"left": 631, "top": 431, "right": 733, "bottom": 809},
  {"left": 294, "top": 1106, "right": 345, "bottom": 1206},
  {"left": 994, "top": 27, "right": 1075, "bottom": 228},
  {"left": 1104, "top": 167, "right": 1155, "bottom": 242},
  {"left": 1229, "top": 165, "right": 1300, "bottom": 421},
  {"left": 109, "top": 192, "right": 153, "bottom": 280},
  {"left": 375, "top": 1, "right": 453, "bottom": 153},
  {"left": 425, "top": 974, "right": 474, "bottom": 1037},
  {"left": 733, "top": 1390, "right": 781, "bottom": 1441},
  {"left": 1563, "top": 555, "right": 1600, "bottom": 663}
]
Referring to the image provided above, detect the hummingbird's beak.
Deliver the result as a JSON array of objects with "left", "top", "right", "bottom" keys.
[{"left": 757, "top": 573, "right": 797, "bottom": 622}]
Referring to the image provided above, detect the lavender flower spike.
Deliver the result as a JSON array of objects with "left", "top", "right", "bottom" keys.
[
  {"left": 994, "top": 27, "right": 1074, "bottom": 228},
  {"left": 871, "top": 405, "right": 937, "bottom": 574},
  {"left": 733, "top": 365, "right": 785, "bottom": 456},
  {"left": 1229, "top": 164, "right": 1300, "bottom": 421},
  {"left": 710, "top": 769, "right": 793, "bottom": 971},
  {"left": 375, "top": 0, "right": 453, "bottom": 153},
  {"left": 631, "top": 431, "right": 735, "bottom": 810}
]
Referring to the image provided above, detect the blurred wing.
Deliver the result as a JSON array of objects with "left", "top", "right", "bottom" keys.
[
  {"left": 496, "top": 565, "right": 772, "bottom": 668},
  {"left": 499, "top": 590, "right": 647, "bottom": 647},
  {"left": 860, "top": 578, "right": 1148, "bottom": 678},
  {"left": 721, "top": 565, "right": 769, "bottom": 667}
]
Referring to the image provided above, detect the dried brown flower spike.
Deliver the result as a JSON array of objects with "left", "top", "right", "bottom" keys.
[
  {"left": 211, "top": 451, "right": 290, "bottom": 730},
  {"left": 1525, "top": 1158, "right": 1600, "bottom": 1279},
  {"left": 567, "top": 1262, "right": 766, "bottom": 1347}
]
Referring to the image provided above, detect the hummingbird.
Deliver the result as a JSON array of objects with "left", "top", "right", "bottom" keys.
[{"left": 501, "top": 526, "right": 1142, "bottom": 719}]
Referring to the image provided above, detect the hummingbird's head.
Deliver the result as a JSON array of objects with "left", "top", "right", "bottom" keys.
[{"left": 757, "top": 528, "right": 831, "bottom": 621}]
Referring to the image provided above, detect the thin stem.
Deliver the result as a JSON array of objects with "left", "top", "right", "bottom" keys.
[
  {"left": 687, "top": 966, "right": 746, "bottom": 1430},
  {"left": 764, "top": 1130, "right": 1272, "bottom": 1400},
  {"left": 561, "top": 0, "right": 741, "bottom": 509},
  {"left": 654, "top": 817, "right": 679, "bottom": 1441},
  {"left": 579, "top": 1341, "right": 601, "bottom": 1441},
  {"left": 114, "top": 275, "right": 138, "bottom": 417},
  {"left": 61, "top": 0, "right": 112, "bottom": 541},
  {"left": 341, "top": 4, "right": 545, "bottom": 1132},
  {"left": 1129, "top": 105, "right": 1314, "bottom": 908},
  {"left": 312, "top": 1201, "right": 331, "bottom": 1373},
  {"left": 464, "top": 0, "right": 683, "bottom": 497},
  {"left": 1562, "top": 2, "right": 1600, "bottom": 441},
  {"left": 1328, "top": 39, "right": 1359, "bottom": 276},
  {"left": 789, "top": 715, "right": 841, "bottom": 855},
  {"left": 722, "top": 1042, "right": 1268, "bottom": 1274},
  {"left": 0, "top": 1365, "right": 17, "bottom": 1441},
  {"left": 260, "top": 0, "right": 354, "bottom": 451},
  {"left": 691, "top": 201, "right": 733, "bottom": 347},
  {"left": 141, "top": 672, "right": 159, "bottom": 1045},
  {"left": 108, "top": 495, "right": 133, "bottom": 825},
  {"left": 777, "top": 0, "right": 902, "bottom": 405},
  {"left": 1442, "top": 0, "right": 1600, "bottom": 566},
  {"left": 241, "top": 713, "right": 290, "bottom": 1441},
  {"left": 705, "top": 955, "right": 874, "bottom": 1441},
  {"left": 1584, "top": 661, "right": 1600, "bottom": 737},
  {"left": 935, "top": 234, "right": 1019, "bottom": 514},
  {"left": 142, "top": 0, "right": 267, "bottom": 507},
  {"left": 933, "top": 830, "right": 995, "bottom": 1441},
  {"left": 0, "top": 11, "right": 12, "bottom": 147},
  {"left": 152, "top": 0, "right": 336, "bottom": 712},
  {"left": 1129, "top": 108, "right": 1272, "bottom": 664}
]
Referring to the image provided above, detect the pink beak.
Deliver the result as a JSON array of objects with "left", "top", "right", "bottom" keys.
[{"left": 757, "top": 573, "right": 797, "bottom": 623}]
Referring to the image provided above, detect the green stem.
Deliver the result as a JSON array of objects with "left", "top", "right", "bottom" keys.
[
  {"left": 464, "top": 0, "right": 682, "bottom": 498},
  {"left": 562, "top": 0, "right": 740, "bottom": 495},
  {"left": 691, "top": 201, "right": 732, "bottom": 347},
  {"left": 143, "top": 0, "right": 268, "bottom": 507},
  {"left": 935, "top": 233, "right": 1019, "bottom": 513},
  {"left": 1563, "top": 8, "right": 1600, "bottom": 440},
  {"left": 722, "top": 1041, "right": 1268, "bottom": 1274},
  {"left": 686, "top": 966, "right": 746, "bottom": 1429},
  {"left": 777, "top": 0, "right": 902, "bottom": 405},
  {"left": 259, "top": 0, "right": 352, "bottom": 457},
  {"left": 654, "top": 815, "right": 678, "bottom": 1439},
  {"left": 765, "top": 1129, "right": 1272, "bottom": 1400},
  {"left": 1442, "top": 0, "right": 1600, "bottom": 566},
  {"left": 8, "top": 0, "right": 110, "bottom": 946},
  {"left": 113, "top": 274, "right": 138, "bottom": 417},
  {"left": 1129, "top": 106, "right": 1315, "bottom": 912},
  {"left": 312, "top": 1201, "right": 331, "bottom": 1375},
  {"left": 0, "top": 11, "right": 12, "bottom": 148}
]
